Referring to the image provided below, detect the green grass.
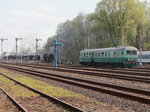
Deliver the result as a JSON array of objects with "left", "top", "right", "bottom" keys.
[
  {"left": 0, "top": 75, "right": 39, "bottom": 98},
  {"left": 0, "top": 71, "right": 82, "bottom": 98}
]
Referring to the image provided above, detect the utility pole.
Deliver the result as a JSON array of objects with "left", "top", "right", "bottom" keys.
[
  {"left": 35, "top": 38, "right": 42, "bottom": 63},
  {"left": 16, "top": 38, "right": 22, "bottom": 64},
  {"left": 0, "top": 38, "right": 8, "bottom": 62}
]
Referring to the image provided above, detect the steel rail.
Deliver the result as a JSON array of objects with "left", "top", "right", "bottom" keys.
[
  {"left": 24, "top": 64, "right": 150, "bottom": 77},
  {"left": 6, "top": 64, "right": 150, "bottom": 83},
  {"left": 2, "top": 64, "right": 150, "bottom": 96},
  {"left": 0, "top": 73, "right": 85, "bottom": 112},
  {"left": 1, "top": 65, "right": 150, "bottom": 105},
  {"left": 2, "top": 62, "right": 150, "bottom": 76},
  {"left": 0, "top": 88, "right": 28, "bottom": 112},
  {"left": 17, "top": 62, "right": 150, "bottom": 74}
]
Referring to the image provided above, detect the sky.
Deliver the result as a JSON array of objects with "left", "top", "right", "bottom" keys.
[{"left": 0, "top": 0, "right": 100, "bottom": 54}]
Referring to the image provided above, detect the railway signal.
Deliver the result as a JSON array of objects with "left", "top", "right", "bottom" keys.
[
  {"left": 35, "top": 38, "right": 42, "bottom": 63},
  {"left": 15, "top": 38, "right": 22, "bottom": 63},
  {"left": 58, "top": 39, "right": 65, "bottom": 64},
  {"left": 0, "top": 38, "right": 8, "bottom": 61}
]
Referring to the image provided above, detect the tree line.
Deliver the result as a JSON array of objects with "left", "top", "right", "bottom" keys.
[{"left": 44, "top": 0, "right": 150, "bottom": 64}]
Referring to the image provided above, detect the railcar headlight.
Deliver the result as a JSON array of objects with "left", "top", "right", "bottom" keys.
[{"left": 127, "top": 59, "right": 130, "bottom": 61}]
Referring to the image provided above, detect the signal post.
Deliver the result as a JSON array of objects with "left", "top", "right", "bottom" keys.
[
  {"left": 35, "top": 38, "right": 42, "bottom": 63},
  {"left": 16, "top": 38, "right": 22, "bottom": 63},
  {"left": 0, "top": 38, "right": 8, "bottom": 62}
]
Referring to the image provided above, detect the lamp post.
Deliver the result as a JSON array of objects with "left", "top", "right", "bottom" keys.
[
  {"left": 117, "top": 26, "right": 129, "bottom": 46},
  {"left": 16, "top": 38, "right": 22, "bottom": 64},
  {"left": 35, "top": 38, "right": 42, "bottom": 63},
  {"left": 0, "top": 38, "right": 8, "bottom": 62}
]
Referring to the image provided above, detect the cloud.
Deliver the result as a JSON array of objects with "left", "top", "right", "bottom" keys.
[
  {"left": 19, "top": 1, "right": 27, "bottom": 5},
  {"left": 37, "top": 5, "right": 55, "bottom": 13},
  {"left": 8, "top": 10, "right": 64, "bottom": 22}
]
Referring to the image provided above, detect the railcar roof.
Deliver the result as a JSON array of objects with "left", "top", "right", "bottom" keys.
[{"left": 80, "top": 46, "right": 138, "bottom": 53}]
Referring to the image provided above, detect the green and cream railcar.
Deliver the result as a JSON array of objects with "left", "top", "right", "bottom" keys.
[{"left": 80, "top": 46, "right": 138, "bottom": 67}]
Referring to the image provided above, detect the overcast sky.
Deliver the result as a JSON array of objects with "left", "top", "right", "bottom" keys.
[{"left": 0, "top": 0, "right": 100, "bottom": 53}]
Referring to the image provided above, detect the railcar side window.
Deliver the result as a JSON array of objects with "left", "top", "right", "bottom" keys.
[
  {"left": 142, "top": 55, "right": 150, "bottom": 59},
  {"left": 114, "top": 52, "right": 116, "bottom": 57},
  {"left": 126, "top": 51, "right": 131, "bottom": 55},
  {"left": 132, "top": 51, "right": 137, "bottom": 55},
  {"left": 89, "top": 53, "right": 91, "bottom": 57},
  {"left": 105, "top": 52, "right": 107, "bottom": 57},
  {"left": 102, "top": 52, "right": 104, "bottom": 57},
  {"left": 108, "top": 52, "right": 110, "bottom": 57},
  {"left": 95, "top": 53, "right": 96, "bottom": 58}
]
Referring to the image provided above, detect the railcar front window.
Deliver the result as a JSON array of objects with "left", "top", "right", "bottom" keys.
[
  {"left": 126, "top": 51, "right": 131, "bottom": 55},
  {"left": 132, "top": 51, "right": 137, "bottom": 55}
]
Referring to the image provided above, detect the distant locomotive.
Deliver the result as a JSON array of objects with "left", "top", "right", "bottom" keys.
[
  {"left": 43, "top": 54, "right": 54, "bottom": 63},
  {"left": 80, "top": 46, "right": 138, "bottom": 67}
]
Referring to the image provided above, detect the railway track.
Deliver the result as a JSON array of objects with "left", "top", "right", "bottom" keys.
[
  {"left": 23, "top": 62, "right": 150, "bottom": 72},
  {"left": 1, "top": 64, "right": 150, "bottom": 105},
  {"left": 26, "top": 64, "right": 150, "bottom": 77},
  {"left": 3, "top": 62, "right": 150, "bottom": 74},
  {"left": 0, "top": 73, "right": 85, "bottom": 112},
  {"left": 4, "top": 63, "right": 150, "bottom": 83},
  {"left": 0, "top": 88, "right": 27, "bottom": 112}
]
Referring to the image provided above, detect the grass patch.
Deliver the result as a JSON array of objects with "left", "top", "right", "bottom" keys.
[
  {"left": 0, "top": 75, "right": 39, "bottom": 98},
  {"left": 0, "top": 70, "right": 83, "bottom": 98},
  {"left": 0, "top": 69, "right": 125, "bottom": 112}
]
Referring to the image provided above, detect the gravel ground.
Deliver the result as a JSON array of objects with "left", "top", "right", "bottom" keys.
[
  {"left": 16, "top": 96, "right": 68, "bottom": 112},
  {"left": 0, "top": 72, "right": 71, "bottom": 112},
  {"left": 28, "top": 66, "right": 150, "bottom": 91},
  {"left": 0, "top": 89, "right": 20, "bottom": 112},
  {"left": 1, "top": 67, "right": 150, "bottom": 112},
  {"left": 23, "top": 75, "right": 150, "bottom": 112}
]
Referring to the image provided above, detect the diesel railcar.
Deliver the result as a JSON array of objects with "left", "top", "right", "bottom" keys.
[
  {"left": 138, "top": 51, "right": 150, "bottom": 64},
  {"left": 80, "top": 46, "right": 138, "bottom": 67}
]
